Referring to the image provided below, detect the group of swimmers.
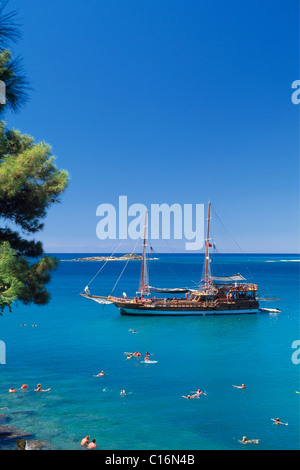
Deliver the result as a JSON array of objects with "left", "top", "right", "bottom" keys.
[
  {"left": 88, "top": 328, "right": 291, "bottom": 448},
  {"left": 126, "top": 351, "right": 151, "bottom": 361},
  {"left": 9, "top": 383, "right": 51, "bottom": 393},
  {"left": 234, "top": 386, "right": 288, "bottom": 444},
  {"left": 182, "top": 382, "right": 288, "bottom": 444},
  {"left": 80, "top": 435, "right": 97, "bottom": 449},
  {"left": 239, "top": 417, "right": 288, "bottom": 446}
]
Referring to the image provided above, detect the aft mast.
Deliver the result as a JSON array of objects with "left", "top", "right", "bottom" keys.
[
  {"left": 140, "top": 210, "right": 148, "bottom": 298},
  {"left": 204, "top": 202, "right": 211, "bottom": 287}
]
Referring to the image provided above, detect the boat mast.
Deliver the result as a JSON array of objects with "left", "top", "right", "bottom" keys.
[
  {"left": 141, "top": 210, "right": 148, "bottom": 298},
  {"left": 205, "top": 202, "right": 211, "bottom": 286}
]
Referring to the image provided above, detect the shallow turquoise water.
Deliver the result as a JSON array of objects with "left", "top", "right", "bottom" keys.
[{"left": 0, "top": 253, "right": 299, "bottom": 450}]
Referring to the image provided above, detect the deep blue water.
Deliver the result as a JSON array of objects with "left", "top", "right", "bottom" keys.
[{"left": 0, "top": 253, "right": 299, "bottom": 450}]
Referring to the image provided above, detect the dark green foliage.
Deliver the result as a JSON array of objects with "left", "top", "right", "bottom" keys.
[
  {"left": 0, "top": 1, "right": 29, "bottom": 115},
  {"left": 0, "top": 124, "right": 68, "bottom": 314},
  {"left": 0, "top": 2, "right": 68, "bottom": 313},
  {"left": 0, "top": 124, "right": 69, "bottom": 233},
  {"left": 0, "top": 241, "right": 59, "bottom": 314}
]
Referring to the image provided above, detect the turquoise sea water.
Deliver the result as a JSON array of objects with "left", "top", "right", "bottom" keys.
[{"left": 0, "top": 253, "right": 299, "bottom": 450}]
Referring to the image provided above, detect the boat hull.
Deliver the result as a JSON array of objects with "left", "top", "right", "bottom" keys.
[
  {"left": 80, "top": 294, "right": 259, "bottom": 316},
  {"left": 119, "top": 308, "right": 258, "bottom": 316},
  {"left": 117, "top": 300, "right": 259, "bottom": 315}
]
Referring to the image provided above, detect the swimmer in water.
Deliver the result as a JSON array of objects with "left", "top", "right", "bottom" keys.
[
  {"left": 80, "top": 435, "right": 90, "bottom": 446},
  {"left": 120, "top": 389, "right": 126, "bottom": 395},
  {"left": 144, "top": 356, "right": 149, "bottom": 362},
  {"left": 182, "top": 395, "right": 195, "bottom": 399},
  {"left": 87, "top": 438, "right": 97, "bottom": 449},
  {"left": 191, "top": 389, "right": 206, "bottom": 398},
  {"left": 126, "top": 354, "right": 132, "bottom": 359},
  {"left": 233, "top": 384, "right": 247, "bottom": 389},
  {"left": 239, "top": 436, "right": 259, "bottom": 444},
  {"left": 93, "top": 371, "right": 105, "bottom": 377},
  {"left": 133, "top": 352, "right": 141, "bottom": 357},
  {"left": 34, "top": 384, "right": 51, "bottom": 392},
  {"left": 271, "top": 418, "right": 288, "bottom": 426},
  {"left": 20, "top": 384, "right": 28, "bottom": 389},
  {"left": 9, "top": 388, "right": 16, "bottom": 393}
]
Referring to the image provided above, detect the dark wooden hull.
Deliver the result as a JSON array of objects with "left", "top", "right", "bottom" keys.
[{"left": 113, "top": 299, "right": 259, "bottom": 316}]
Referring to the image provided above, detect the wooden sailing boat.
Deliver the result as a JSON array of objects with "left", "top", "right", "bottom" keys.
[{"left": 80, "top": 203, "right": 260, "bottom": 315}]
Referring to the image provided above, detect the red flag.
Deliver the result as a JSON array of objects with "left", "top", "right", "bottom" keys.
[{"left": 206, "top": 242, "right": 212, "bottom": 247}]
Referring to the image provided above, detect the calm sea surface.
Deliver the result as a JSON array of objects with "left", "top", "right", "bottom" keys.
[{"left": 0, "top": 253, "right": 299, "bottom": 450}]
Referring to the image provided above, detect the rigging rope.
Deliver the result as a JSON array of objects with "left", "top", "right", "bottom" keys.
[
  {"left": 110, "top": 237, "right": 140, "bottom": 295},
  {"left": 211, "top": 205, "right": 255, "bottom": 281},
  {"left": 80, "top": 242, "right": 122, "bottom": 294}
]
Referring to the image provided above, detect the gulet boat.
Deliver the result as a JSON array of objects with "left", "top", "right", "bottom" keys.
[{"left": 80, "top": 202, "right": 260, "bottom": 316}]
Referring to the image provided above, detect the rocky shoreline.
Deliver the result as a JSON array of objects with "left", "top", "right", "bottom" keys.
[
  {"left": 0, "top": 414, "right": 52, "bottom": 450},
  {"left": 62, "top": 253, "right": 158, "bottom": 262}
]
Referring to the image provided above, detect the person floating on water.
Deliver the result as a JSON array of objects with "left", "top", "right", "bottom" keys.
[
  {"left": 271, "top": 418, "right": 288, "bottom": 426},
  {"left": 93, "top": 371, "right": 105, "bottom": 377},
  {"left": 21, "top": 384, "right": 28, "bottom": 389},
  {"left": 182, "top": 395, "right": 196, "bottom": 399},
  {"left": 239, "top": 436, "right": 259, "bottom": 444},
  {"left": 233, "top": 384, "right": 247, "bottom": 389},
  {"left": 191, "top": 389, "right": 206, "bottom": 398},
  {"left": 8, "top": 387, "right": 15, "bottom": 393},
  {"left": 34, "top": 383, "right": 51, "bottom": 392}
]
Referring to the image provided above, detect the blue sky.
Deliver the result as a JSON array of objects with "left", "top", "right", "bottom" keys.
[{"left": 3, "top": 0, "right": 299, "bottom": 253}]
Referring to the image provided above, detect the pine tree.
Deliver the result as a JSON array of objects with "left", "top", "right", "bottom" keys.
[
  {"left": 0, "top": 1, "right": 29, "bottom": 113},
  {"left": 0, "top": 2, "right": 68, "bottom": 313}
]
